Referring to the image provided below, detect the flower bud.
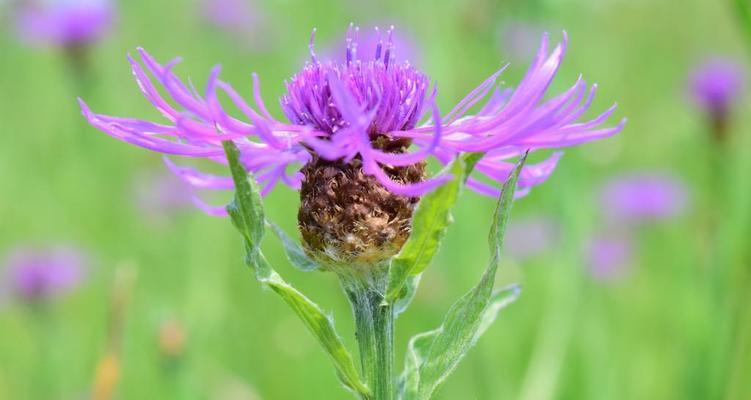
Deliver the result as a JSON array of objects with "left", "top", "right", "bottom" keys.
[{"left": 158, "top": 319, "right": 186, "bottom": 360}]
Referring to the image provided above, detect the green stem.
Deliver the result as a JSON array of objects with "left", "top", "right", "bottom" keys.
[
  {"left": 344, "top": 279, "right": 395, "bottom": 400},
  {"left": 733, "top": 0, "right": 751, "bottom": 52}
]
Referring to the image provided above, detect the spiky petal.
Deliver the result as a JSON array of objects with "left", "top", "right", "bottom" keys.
[{"left": 80, "top": 26, "right": 624, "bottom": 213}]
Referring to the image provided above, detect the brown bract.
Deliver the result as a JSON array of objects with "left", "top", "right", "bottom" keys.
[{"left": 298, "top": 141, "right": 424, "bottom": 267}]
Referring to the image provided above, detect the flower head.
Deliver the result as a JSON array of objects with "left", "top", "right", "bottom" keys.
[
  {"left": 16, "top": 0, "right": 114, "bottom": 48},
  {"left": 158, "top": 318, "right": 187, "bottom": 360},
  {"left": 599, "top": 172, "right": 689, "bottom": 224},
  {"left": 80, "top": 25, "right": 624, "bottom": 264},
  {"left": 133, "top": 169, "right": 194, "bottom": 220},
  {"left": 497, "top": 20, "right": 544, "bottom": 63},
  {"left": 587, "top": 235, "right": 633, "bottom": 281},
  {"left": 504, "top": 216, "right": 560, "bottom": 262},
  {"left": 2, "top": 245, "right": 86, "bottom": 302},
  {"left": 689, "top": 57, "right": 745, "bottom": 118},
  {"left": 200, "top": 0, "right": 257, "bottom": 29},
  {"left": 199, "top": 0, "right": 269, "bottom": 49},
  {"left": 688, "top": 57, "right": 745, "bottom": 141}
]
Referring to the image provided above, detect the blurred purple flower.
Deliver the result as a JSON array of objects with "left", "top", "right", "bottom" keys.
[
  {"left": 15, "top": 0, "right": 114, "bottom": 48},
  {"left": 599, "top": 173, "right": 689, "bottom": 223},
  {"left": 199, "top": 0, "right": 269, "bottom": 48},
  {"left": 133, "top": 168, "right": 194, "bottom": 219},
  {"left": 504, "top": 216, "right": 560, "bottom": 262},
  {"left": 688, "top": 58, "right": 745, "bottom": 141},
  {"left": 497, "top": 21, "right": 544, "bottom": 63},
  {"left": 587, "top": 236, "right": 633, "bottom": 281},
  {"left": 689, "top": 57, "right": 745, "bottom": 119},
  {"left": 201, "top": 0, "right": 256, "bottom": 29},
  {"left": 80, "top": 25, "right": 624, "bottom": 216},
  {"left": 2, "top": 246, "right": 86, "bottom": 302}
]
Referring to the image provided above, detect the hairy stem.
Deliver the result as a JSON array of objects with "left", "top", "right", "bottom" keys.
[{"left": 344, "top": 277, "right": 395, "bottom": 400}]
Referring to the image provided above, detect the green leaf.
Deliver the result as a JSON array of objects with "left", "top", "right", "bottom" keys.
[
  {"left": 476, "top": 285, "right": 522, "bottom": 338},
  {"left": 385, "top": 153, "right": 481, "bottom": 304},
  {"left": 461, "top": 152, "right": 484, "bottom": 182},
  {"left": 399, "top": 286, "right": 520, "bottom": 400},
  {"left": 266, "top": 221, "right": 319, "bottom": 272},
  {"left": 222, "top": 141, "right": 370, "bottom": 399},
  {"left": 399, "top": 329, "right": 438, "bottom": 399},
  {"left": 394, "top": 275, "right": 421, "bottom": 316},
  {"left": 400, "top": 154, "right": 527, "bottom": 400},
  {"left": 256, "top": 254, "right": 371, "bottom": 398},
  {"left": 222, "top": 141, "right": 265, "bottom": 254}
]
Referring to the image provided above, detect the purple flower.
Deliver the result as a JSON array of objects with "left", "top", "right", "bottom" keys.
[
  {"left": 599, "top": 172, "right": 689, "bottom": 223},
  {"left": 504, "top": 216, "right": 560, "bottom": 262},
  {"left": 16, "top": 0, "right": 114, "bottom": 48},
  {"left": 587, "top": 236, "right": 633, "bottom": 281},
  {"left": 2, "top": 246, "right": 86, "bottom": 302},
  {"left": 199, "top": 0, "right": 267, "bottom": 47},
  {"left": 79, "top": 25, "right": 624, "bottom": 216},
  {"left": 497, "top": 21, "right": 545, "bottom": 63},
  {"left": 133, "top": 168, "right": 194, "bottom": 219},
  {"left": 689, "top": 57, "right": 745, "bottom": 119}
]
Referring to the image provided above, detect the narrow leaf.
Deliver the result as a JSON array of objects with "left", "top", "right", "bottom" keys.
[
  {"left": 222, "top": 141, "right": 370, "bottom": 399},
  {"left": 405, "top": 154, "right": 527, "bottom": 400},
  {"left": 475, "top": 285, "right": 522, "bottom": 339},
  {"left": 385, "top": 153, "right": 480, "bottom": 304},
  {"left": 462, "top": 152, "right": 484, "bottom": 182},
  {"left": 223, "top": 141, "right": 265, "bottom": 252},
  {"left": 267, "top": 221, "right": 319, "bottom": 272},
  {"left": 394, "top": 275, "right": 421, "bottom": 316},
  {"left": 256, "top": 253, "right": 371, "bottom": 398},
  {"left": 400, "top": 329, "right": 439, "bottom": 399},
  {"left": 399, "top": 286, "right": 519, "bottom": 400}
]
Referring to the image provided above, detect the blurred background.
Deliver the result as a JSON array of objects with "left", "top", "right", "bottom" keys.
[{"left": 1, "top": 0, "right": 750, "bottom": 398}]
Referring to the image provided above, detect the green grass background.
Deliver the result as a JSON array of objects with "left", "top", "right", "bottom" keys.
[{"left": 1, "top": 0, "right": 750, "bottom": 398}]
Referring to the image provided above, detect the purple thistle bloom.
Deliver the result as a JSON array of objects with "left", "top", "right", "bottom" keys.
[
  {"left": 599, "top": 172, "right": 689, "bottom": 223},
  {"left": 2, "top": 246, "right": 86, "bottom": 302},
  {"left": 689, "top": 58, "right": 745, "bottom": 119},
  {"left": 587, "top": 235, "right": 633, "bottom": 281},
  {"left": 15, "top": 0, "right": 114, "bottom": 48},
  {"left": 79, "top": 25, "right": 624, "bottom": 216},
  {"left": 504, "top": 216, "right": 560, "bottom": 262}
]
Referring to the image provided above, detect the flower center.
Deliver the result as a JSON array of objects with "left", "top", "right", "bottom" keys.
[{"left": 280, "top": 28, "right": 431, "bottom": 137}]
